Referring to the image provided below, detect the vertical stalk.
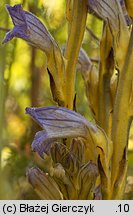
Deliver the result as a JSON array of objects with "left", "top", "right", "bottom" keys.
[
  {"left": 111, "top": 27, "right": 133, "bottom": 199},
  {"left": 66, "top": 0, "right": 73, "bottom": 35},
  {"left": 98, "top": 25, "right": 114, "bottom": 138},
  {"left": 64, "top": 0, "right": 88, "bottom": 109}
]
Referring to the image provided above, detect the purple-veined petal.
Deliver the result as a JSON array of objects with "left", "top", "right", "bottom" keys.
[
  {"left": 88, "top": 0, "right": 118, "bottom": 23},
  {"left": 25, "top": 106, "right": 94, "bottom": 137},
  {"left": 25, "top": 106, "right": 99, "bottom": 158},
  {"left": 2, "top": 4, "right": 65, "bottom": 106},
  {"left": 2, "top": 4, "right": 53, "bottom": 54},
  {"left": 88, "top": 0, "right": 130, "bottom": 29},
  {"left": 31, "top": 130, "right": 57, "bottom": 158}
]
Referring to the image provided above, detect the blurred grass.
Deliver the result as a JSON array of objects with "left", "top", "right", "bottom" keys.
[{"left": 0, "top": 0, "right": 133, "bottom": 199}]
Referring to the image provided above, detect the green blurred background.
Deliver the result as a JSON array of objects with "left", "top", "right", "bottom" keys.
[{"left": 0, "top": 0, "right": 133, "bottom": 199}]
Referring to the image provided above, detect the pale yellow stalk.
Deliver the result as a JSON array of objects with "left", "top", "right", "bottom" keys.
[
  {"left": 111, "top": 27, "right": 133, "bottom": 199},
  {"left": 98, "top": 24, "right": 113, "bottom": 138},
  {"left": 64, "top": 0, "right": 88, "bottom": 109}
]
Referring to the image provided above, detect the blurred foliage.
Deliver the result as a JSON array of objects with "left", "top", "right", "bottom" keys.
[{"left": 0, "top": 0, "right": 133, "bottom": 199}]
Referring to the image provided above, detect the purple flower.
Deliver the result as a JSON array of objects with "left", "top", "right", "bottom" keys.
[
  {"left": 25, "top": 106, "right": 98, "bottom": 158},
  {"left": 87, "top": 0, "right": 131, "bottom": 29},
  {"left": 3, "top": 4, "right": 66, "bottom": 106},
  {"left": 2, "top": 4, "right": 53, "bottom": 54}
]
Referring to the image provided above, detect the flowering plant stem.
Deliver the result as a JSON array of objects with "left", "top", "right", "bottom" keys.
[
  {"left": 98, "top": 25, "right": 113, "bottom": 138},
  {"left": 64, "top": 0, "right": 88, "bottom": 109},
  {"left": 111, "top": 26, "right": 133, "bottom": 199}
]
